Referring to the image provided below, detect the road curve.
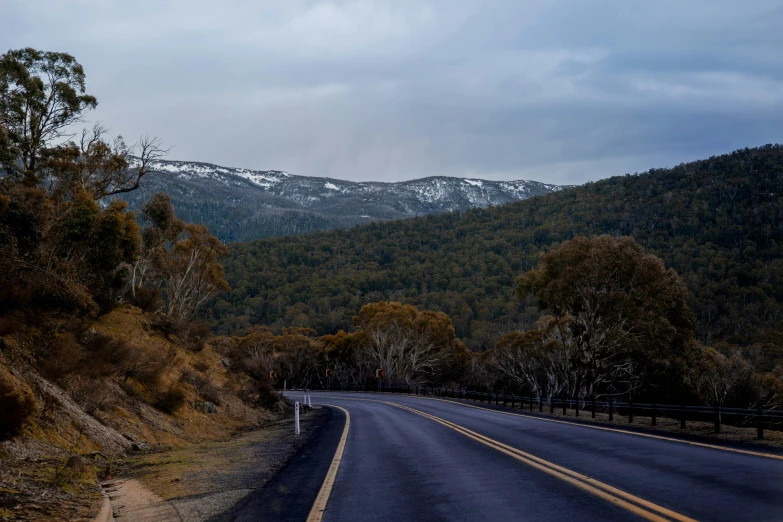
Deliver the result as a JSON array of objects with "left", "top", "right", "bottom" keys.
[{"left": 225, "top": 391, "right": 783, "bottom": 521}]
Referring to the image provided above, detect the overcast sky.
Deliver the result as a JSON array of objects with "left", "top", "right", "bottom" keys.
[{"left": 4, "top": 1, "right": 783, "bottom": 184}]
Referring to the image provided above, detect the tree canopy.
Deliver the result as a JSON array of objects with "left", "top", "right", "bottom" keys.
[
  {"left": 208, "top": 145, "right": 783, "bottom": 378},
  {"left": 508, "top": 235, "right": 696, "bottom": 401}
]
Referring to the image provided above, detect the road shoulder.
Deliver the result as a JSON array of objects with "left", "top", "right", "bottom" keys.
[
  {"left": 104, "top": 407, "right": 329, "bottom": 522},
  {"left": 212, "top": 405, "right": 346, "bottom": 522}
]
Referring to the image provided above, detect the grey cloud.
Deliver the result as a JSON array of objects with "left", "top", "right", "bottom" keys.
[{"left": 2, "top": 0, "right": 783, "bottom": 184}]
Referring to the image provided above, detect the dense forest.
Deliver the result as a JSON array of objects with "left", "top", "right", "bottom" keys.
[{"left": 209, "top": 145, "right": 783, "bottom": 372}]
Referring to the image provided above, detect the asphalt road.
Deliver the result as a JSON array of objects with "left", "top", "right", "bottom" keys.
[{"left": 224, "top": 391, "right": 783, "bottom": 522}]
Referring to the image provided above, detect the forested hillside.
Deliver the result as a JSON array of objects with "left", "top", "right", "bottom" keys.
[{"left": 210, "top": 145, "right": 783, "bottom": 365}]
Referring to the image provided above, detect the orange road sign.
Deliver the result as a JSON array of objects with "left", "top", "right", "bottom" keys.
[{"left": 376, "top": 369, "right": 385, "bottom": 379}]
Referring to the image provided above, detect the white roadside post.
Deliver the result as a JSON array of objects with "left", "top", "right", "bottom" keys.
[
  {"left": 308, "top": 394, "right": 312, "bottom": 407},
  {"left": 295, "top": 402, "right": 300, "bottom": 435}
]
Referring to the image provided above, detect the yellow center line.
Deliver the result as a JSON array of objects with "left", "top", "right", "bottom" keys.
[
  {"left": 409, "top": 395, "right": 783, "bottom": 461},
  {"left": 307, "top": 396, "right": 697, "bottom": 521},
  {"left": 306, "top": 404, "right": 351, "bottom": 522},
  {"left": 385, "top": 401, "right": 697, "bottom": 522}
]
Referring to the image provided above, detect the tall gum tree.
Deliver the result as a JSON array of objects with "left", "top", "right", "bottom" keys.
[{"left": 514, "top": 235, "right": 696, "bottom": 401}]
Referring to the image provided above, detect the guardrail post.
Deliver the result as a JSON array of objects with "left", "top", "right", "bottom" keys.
[
  {"left": 562, "top": 398, "right": 567, "bottom": 415},
  {"left": 503, "top": 393, "right": 507, "bottom": 407},
  {"left": 680, "top": 404, "right": 686, "bottom": 429},
  {"left": 757, "top": 407, "right": 764, "bottom": 440},
  {"left": 628, "top": 401, "right": 634, "bottom": 423},
  {"left": 651, "top": 403, "right": 657, "bottom": 426},
  {"left": 539, "top": 397, "right": 543, "bottom": 412},
  {"left": 550, "top": 397, "right": 554, "bottom": 414},
  {"left": 591, "top": 398, "right": 596, "bottom": 419},
  {"left": 714, "top": 406, "right": 721, "bottom": 434},
  {"left": 575, "top": 400, "right": 580, "bottom": 417},
  {"left": 609, "top": 399, "right": 613, "bottom": 421},
  {"left": 495, "top": 392, "right": 499, "bottom": 405}
]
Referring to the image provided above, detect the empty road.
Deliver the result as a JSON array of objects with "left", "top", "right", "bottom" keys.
[{"left": 219, "top": 391, "right": 783, "bottom": 522}]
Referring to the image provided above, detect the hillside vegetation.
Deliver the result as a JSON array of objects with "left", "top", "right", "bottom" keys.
[
  {"left": 211, "top": 145, "right": 783, "bottom": 370},
  {"left": 0, "top": 48, "right": 287, "bottom": 520}
]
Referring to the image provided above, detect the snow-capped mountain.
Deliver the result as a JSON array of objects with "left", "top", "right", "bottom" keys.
[{"left": 120, "top": 159, "right": 564, "bottom": 242}]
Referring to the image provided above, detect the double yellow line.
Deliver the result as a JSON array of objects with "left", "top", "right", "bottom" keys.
[{"left": 384, "top": 401, "right": 698, "bottom": 522}]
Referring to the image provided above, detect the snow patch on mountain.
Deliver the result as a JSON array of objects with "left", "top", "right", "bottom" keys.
[{"left": 131, "top": 158, "right": 566, "bottom": 242}]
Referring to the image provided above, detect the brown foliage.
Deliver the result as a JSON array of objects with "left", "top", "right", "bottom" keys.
[
  {"left": 153, "top": 386, "right": 187, "bottom": 414},
  {"left": 0, "top": 375, "right": 36, "bottom": 439},
  {"left": 38, "top": 332, "right": 133, "bottom": 382},
  {"left": 252, "top": 380, "right": 280, "bottom": 410},
  {"left": 127, "top": 286, "right": 162, "bottom": 313}
]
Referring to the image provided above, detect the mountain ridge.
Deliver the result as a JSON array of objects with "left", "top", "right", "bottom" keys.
[{"left": 121, "top": 158, "right": 564, "bottom": 242}]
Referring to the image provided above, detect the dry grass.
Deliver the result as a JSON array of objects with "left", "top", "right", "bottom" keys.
[
  {"left": 123, "top": 410, "right": 324, "bottom": 501},
  {"left": 0, "top": 454, "right": 104, "bottom": 521}
]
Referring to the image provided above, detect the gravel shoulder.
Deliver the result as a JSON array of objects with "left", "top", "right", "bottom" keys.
[{"left": 108, "top": 406, "right": 329, "bottom": 521}]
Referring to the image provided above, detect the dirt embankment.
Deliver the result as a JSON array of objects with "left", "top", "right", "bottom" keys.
[{"left": 0, "top": 306, "right": 282, "bottom": 521}]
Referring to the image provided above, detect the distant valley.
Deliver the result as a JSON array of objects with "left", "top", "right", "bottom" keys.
[{"left": 121, "top": 160, "right": 564, "bottom": 242}]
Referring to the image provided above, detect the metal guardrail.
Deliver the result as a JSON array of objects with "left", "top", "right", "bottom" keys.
[{"left": 301, "top": 383, "right": 783, "bottom": 440}]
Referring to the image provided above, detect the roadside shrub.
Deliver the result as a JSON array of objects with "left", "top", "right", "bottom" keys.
[
  {"left": 149, "top": 313, "right": 178, "bottom": 339},
  {"left": 153, "top": 386, "right": 186, "bottom": 414},
  {"left": 51, "top": 455, "right": 88, "bottom": 488},
  {"left": 38, "top": 333, "right": 83, "bottom": 380},
  {"left": 131, "top": 349, "right": 173, "bottom": 389},
  {"left": 38, "top": 331, "right": 134, "bottom": 382},
  {"left": 128, "top": 287, "right": 162, "bottom": 313},
  {"left": 135, "top": 364, "right": 165, "bottom": 388},
  {"left": 199, "top": 383, "right": 221, "bottom": 406},
  {"left": 254, "top": 380, "right": 280, "bottom": 410},
  {"left": 179, "top": 369, "right": 208, "bottom": 390},
  {"left": 81, "top": 334, "right": 132, "bottom": 378},
  {"left": 193, "top": 359, "right": 211, "bottom": 373},
  {"left": 186, "top": 321, "right": 212, "bottom": 352},
  {"left": 0, "top": 376, "right": 36, "bottom": 439},
  {"left": 69, "top": 377, "right": 112, "bottom": 415}
]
